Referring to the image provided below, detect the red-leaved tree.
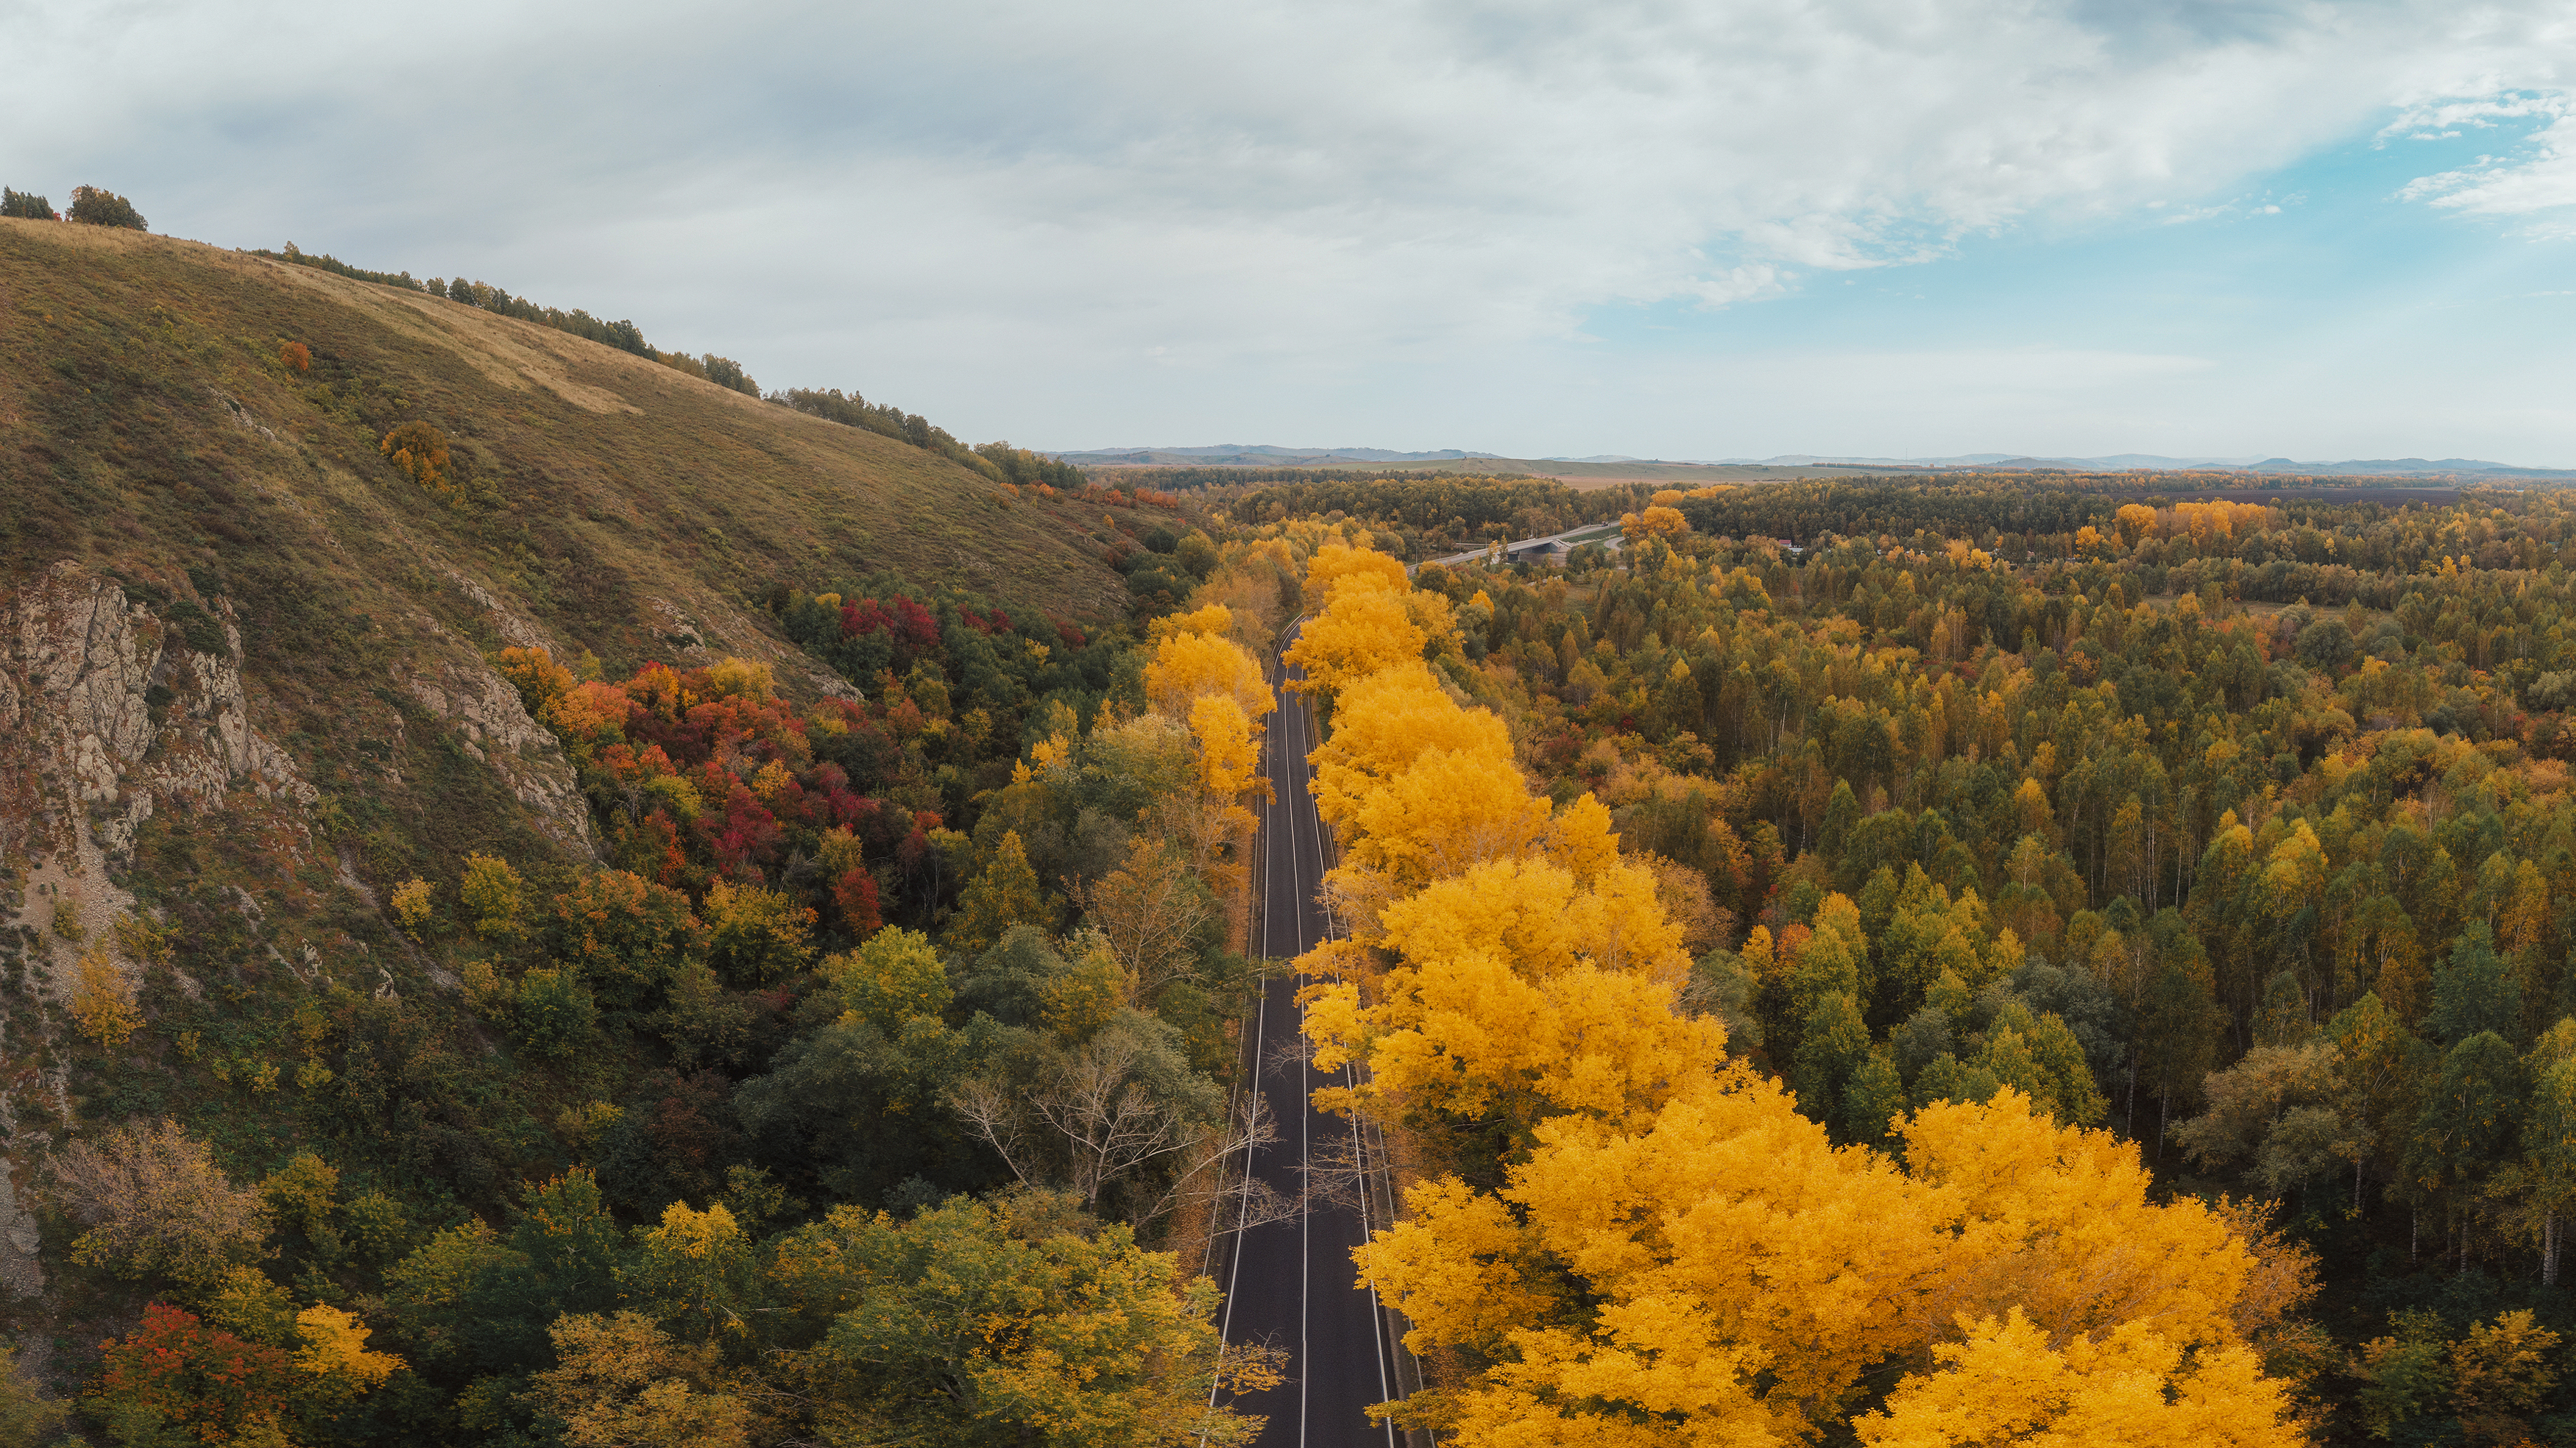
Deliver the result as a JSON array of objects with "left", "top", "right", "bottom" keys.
[{"left": 92, "top": 1304, "right": 295, "bottom": 1443}]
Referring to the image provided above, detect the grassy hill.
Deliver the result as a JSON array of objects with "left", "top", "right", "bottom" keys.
[
  {"left": 2, "top": 218, "right": 1130, "bottom": 645},
  {"left": 0, "top": 216, "right": 1149, "bottom": 856},
  {"left": 0, "top": 218, "right": 1193, "bottom": 1377}
]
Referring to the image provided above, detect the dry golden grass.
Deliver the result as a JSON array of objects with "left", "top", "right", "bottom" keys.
[{"left": 0, "top": 216, "right": 1157, "bottom": 891}]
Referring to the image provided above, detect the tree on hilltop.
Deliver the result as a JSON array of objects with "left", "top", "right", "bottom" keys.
[{"left": 67, "top": 185, "right": 145, "bottom": 230}]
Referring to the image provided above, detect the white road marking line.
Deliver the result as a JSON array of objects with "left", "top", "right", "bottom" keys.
[{"left": 1294, "top": 688, "right": 1401, "bottom": 1447}]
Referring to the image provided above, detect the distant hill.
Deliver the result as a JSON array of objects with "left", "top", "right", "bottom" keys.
[
  {"left": 1067, "top": 444, "right": 2575, "bottom": 481},
  {"left": 1061, "top": 449, "right": 1888, "bottom": 486},
  {"left": 1055, "top": 444, "right": 1506, "bottom": 466},
  {"left": 1721, "top": 452, "right": 2576, "bottom": 478}
]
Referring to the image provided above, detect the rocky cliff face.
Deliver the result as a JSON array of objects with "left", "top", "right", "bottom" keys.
[
  {"left": 4, "top": 562, "right": 316, "bottom": 867},
  {"left": 0, "top": 561, "right": 330, "bottom": 1307},
  {"left": 395, "top": 640, "right": 595, "bottom": 855},
  {"left": 0, "top": 560, "right": 607, "bottom": 1307}
]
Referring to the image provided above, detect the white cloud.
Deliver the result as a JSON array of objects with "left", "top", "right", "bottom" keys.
[
  {"left": 4, "top": 0, "right": 2576, "bottom": 451},
  {"left": 2399, "top": 112, "right": 2576, "bottom": 222}
]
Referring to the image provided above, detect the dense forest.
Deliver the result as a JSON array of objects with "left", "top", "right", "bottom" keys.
[
  {"left": 1284, "top": 475, "right": 2576, "bottom": 1444},
  {"left": 1206, "top": 475, "right": 1649, "bottom": 562}
]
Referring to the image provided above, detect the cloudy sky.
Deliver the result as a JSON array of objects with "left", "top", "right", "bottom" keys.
[{"left": 10, "top": 0, "right": 2576, "bottom": 462}]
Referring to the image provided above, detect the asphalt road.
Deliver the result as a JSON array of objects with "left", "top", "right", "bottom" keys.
[{"left": 1206, "top": 625, "right": 1413, "bottom": 1447}]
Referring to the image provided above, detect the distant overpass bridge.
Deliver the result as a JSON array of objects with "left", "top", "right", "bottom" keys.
[{"left": 1421, "top": 523, "right": 1623, "bottom": 572}]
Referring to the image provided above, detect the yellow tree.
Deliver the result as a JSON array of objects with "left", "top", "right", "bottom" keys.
[
  {"left": 1621, "top": 505, "right": 1688, "bottom": 545},
  {"left": 526, "top": 1312, "right": 751, "bottom": 1448},
  {"left": 1149, "top": 601, "right": 1234, "bottom": 641},
  {"left": 1306, "top": 541, "right": 1410, "bottom": 600},
  {"left": 70, "top": 944, "right": 141, "bottom": 1048},
  {"left": 1859, "top": 1309, "right": 2298, "bottom": 1447},
  {"left": 1146, "top": 628, "right": 1275, "bottom": 724},
  {"left": 1362, "top": 1087, "right": 2300, "bottom": 1445},
  {"left": 1287, "top": 526, "right": 2304, "bottom": 1448},
  {"left": 294, "top": 1304, "right": 405, "bottom": 1394},
  {"left": 1285, "top": 586, "right": 1425, "bottom": 702},
  {"left": 1304, "top": 856, "right": 1714, "bottom": 1134},
  {"left": 1307, "top": 662, "right": 1512, "bottom": 829},
  {"left": 2114, "top": 502, "right": 2162, "bottom": 547},
  {"left": 1165, "top": 692, "right": 1265, "bottom": 893},
  {"left": 1188, "top": 694, "right": 1262, "bottom": 809},
  {"left": 1337, "top": 749, "right": 1555, "bottom": 892}
]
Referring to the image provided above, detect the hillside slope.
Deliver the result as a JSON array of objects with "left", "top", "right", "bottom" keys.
[
  {"left": 0, "top": 214, "right": 1142, "bottom": 861},
  {"left": 0, "top": 219, "right": 1157, "bottom": 1346}
]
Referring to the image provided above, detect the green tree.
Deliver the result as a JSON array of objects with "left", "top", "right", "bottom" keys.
[
  {"left": 697, "top": 354, "right": 760, "bottom": 397},
  {"left": 0, "top": 1343, "right": 65, "bottom": 1447},
  {"left": 702, "top": 880, "right": 818, "bottom": 986},
  {"left": 66, "top": 185, "right": 144, "bottom": 229},
  {"left": 807, "top": 1191, "right": 1277, "bottom": 1446},
  {"left": 2325, "top": 991, "right": 2426, "bottom": 1207},
  {"left": 2354, "top": 1310, "right": 2449, "bottom": 1440},
  {"left": 514, "top": 966, "right": 601, "bottom": 1058},
  {"left": 2134, "top": 961, "right": 2226, "bottom": 1139},
  {"left": 460, "top": 852, "right": 526, "bottom": 939},
  {"left": 2426, "top": 922, "right": 2522, "bottom": 1047},
  {"left": 546, "top": 870, "right": 710, "bottom": 1012},
  {"left": 381, "top": 1220, "right": 526, "bottom": 1374},
  {"left": 1838, "top": 1048, "right": 1906, "bottom": 1147},
  {"left": 947, "top": 830, "right": 1052, "bottom": 959},
  {"left": 2404, "top": 1031, "right": 2524, "bottom": 1229},
  {"left": 503, "top": 1169, "right": 625, "bottom": 1323},
  {"left": 0, "top": 189, "right": 55, "bottom": 221},
  {"left": 737, "top": 1004, "right": 1002, "bottom": 1207},
  {"left": 953, "top": 1008, "right": 1237, "bottom": 1226},
  {"left": 827, "top": 926, "right": 952, "bottom": 1035},
  {"left": 1794, "top": 991, "right": 1870, "bottom": 1132},
  {"left": 2170, "top": 1041, "right": 2349, "bottom": 1197},
  {"left": 1975, "top": 1005, "right": 2106, "bottom": 1128},
  {"left": 2508, "top": 1019, "right": 2576, "bottom": 1285},
  {"left": 2251, "top": 969, "right": 2314, "bottom": 1047},
  {"left": 1684, "top": 943, "right": 1762, "bottom": 1054},
  {"left": 1816, "top": 778, "right": 1861, "bottom": 865},
  {"left": 624, "top": 1202, "right": 760, "bottom": 1343}
]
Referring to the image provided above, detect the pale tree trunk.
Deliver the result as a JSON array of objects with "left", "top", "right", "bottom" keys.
[
  {"left": 2547, "top": 1215, "right": 2561, "bottom": 1288},
  {"left": 2124, "top": 1054, "right": 2138, "bottom": 1137}
]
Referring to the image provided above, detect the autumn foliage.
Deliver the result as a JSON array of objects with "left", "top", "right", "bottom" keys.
[
  {"left": 378, "top": 419, "right": 451, "bottom": 493},
  {"left": 94, "top": 1304, "right": 296, "bottom": 1443},
  {"left": 1290, "top": 544, "right": 2306, "bottom": 1444},
  {"left": 495, "top": 645, "right": 894, "bottom": 898}
]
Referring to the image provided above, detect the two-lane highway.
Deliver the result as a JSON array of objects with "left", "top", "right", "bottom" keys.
[{"left": 1206, "top": 624, "right": 1414, "bottom": 1447}]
